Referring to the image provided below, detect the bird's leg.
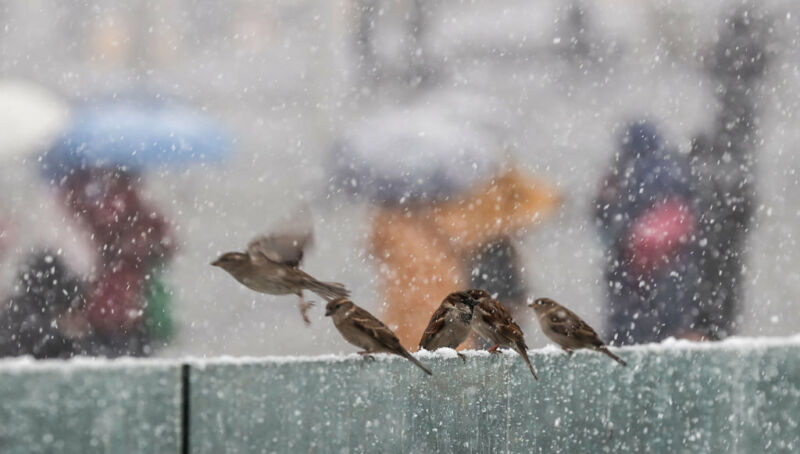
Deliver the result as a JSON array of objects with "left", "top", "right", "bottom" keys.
[
  {"left": 487, "top": 344, "right": 501, "bottom": 355},
  {"left": 562, "top": 347, "right": 574, "bottom": 357},
  {"left": 457, "top": 352, "right": 466, "bottom": 363},
  {"left": 297, "top": 291, "right": 314, "bottom": 326},
  {"left": 358, "top": 351, "right": 376, "bottom": 362}
]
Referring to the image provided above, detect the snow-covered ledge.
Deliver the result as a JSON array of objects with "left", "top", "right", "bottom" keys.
[{"left": 2, "top": 336, "right": 799, "bottom": 453}]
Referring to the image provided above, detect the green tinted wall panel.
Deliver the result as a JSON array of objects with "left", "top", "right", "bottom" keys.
[
  {"left": 0, "top": 359, "right": 182, "bottom": 454},
  {"left": 190, "top": 339, "right": 800, "bottom": 454}
]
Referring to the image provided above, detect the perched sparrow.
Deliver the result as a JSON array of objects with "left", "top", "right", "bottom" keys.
[
  {"left": 325, "top": 298, "right": 432, "bottom": 375},
  {"left": 467, "top": 289, "right": 538, "bottom": 380},
  {"left": 530, "top": 297, "right": 626, "bottom": 366},
  {"left": 212, "top": 230, "right": 348, "bottom": 325},
  {"left": 418, "top": 291, "right": 481, "bottom": 361}
]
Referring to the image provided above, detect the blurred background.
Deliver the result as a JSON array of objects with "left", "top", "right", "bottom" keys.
[{"left": 0, "top": 0, "right": 798, "bottom": 358}]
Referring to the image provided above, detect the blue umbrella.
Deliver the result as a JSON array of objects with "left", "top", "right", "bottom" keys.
[{"left": 40, "top": 103, "right": 232, "bottom": 181}]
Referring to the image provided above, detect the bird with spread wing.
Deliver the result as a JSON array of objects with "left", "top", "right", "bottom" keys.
[{"left": 211, "top": 212, "right": 348, "bottom": 325}]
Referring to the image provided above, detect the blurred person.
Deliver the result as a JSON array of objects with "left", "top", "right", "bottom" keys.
[
  {"left": 594, "top": 121, "right": 703, "bottom": 345},
  {"left": 60, "top": 167, "right": 176, "bottom": 357},
  {"left": 689, "top": 9, "right": 769, "bottom": 340},
  {"left": 369, "top": 168, "right": 559, "bottom": 349},
  {"left": 0, "top": 250, "right": 93, "bottom": 359},
  {"left": 331, "top": 94, "right": 560, "bottom": 349}
]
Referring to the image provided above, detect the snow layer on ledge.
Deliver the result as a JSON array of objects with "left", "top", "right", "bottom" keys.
[
  {"left": 190, "top": 333, "right": 800, "bottom": 367},
  {"left": 0, "top": 356, "right": 179, "bottom": 373},
  {"left": 1, "top": 333, "right": 799, "bottom": 372}
]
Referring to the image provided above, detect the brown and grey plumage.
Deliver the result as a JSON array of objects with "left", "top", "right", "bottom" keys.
[
  {"left": 530, "top": 297, "right": 626, "bottom": 366},
  {"left": 212, "top": 230, "right": 348, "bottom": 325},
  {"left": 325, "top": 298, "right": 432, "bottom": 375},
  {"left": 467, "top": 289, "right": 538, "bottom": 380},
  {"left": 418, "top": 291, "right": 481, "bottom": 361}
]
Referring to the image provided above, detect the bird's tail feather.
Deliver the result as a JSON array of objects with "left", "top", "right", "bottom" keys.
[
  {"left": 516, "top": 343, "right": 538, "bottom": 380},
  {"left": 599, "top": 346, "right": 627, "bottom": 366},
  {"left": 402, "top": 350, "right": 433, "bottom": 376},
  {"left": 305, "top": 279, "right": 349, "bottom": 302}
]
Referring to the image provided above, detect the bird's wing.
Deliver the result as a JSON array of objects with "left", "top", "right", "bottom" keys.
[
  {"left": 498, "top": 318, "right": 528, "bottom": 349},
  {"left": 548, "top": 307, "right": 603, "bottom": 347},
  {"left": 350, "top": 306, "right": 404, "bottom": 352},
  {"left": 478, "top": 299, "right": 527, "bottom": 348},
  {"left": 247, "top": 232, "right": 312, "bottom": 267},
  {"left": 419, "top": 303, "right": 449, "bottom": 348}
]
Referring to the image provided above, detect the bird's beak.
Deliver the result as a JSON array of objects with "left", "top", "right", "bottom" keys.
[
  {"left": 324, "top": 308, "right": 333, "bottom": 316},
  {"left": 210, "top": 259, "right": 221, "bottom": 267}
]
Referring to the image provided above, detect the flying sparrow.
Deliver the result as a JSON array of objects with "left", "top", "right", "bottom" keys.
[
  {"left": 212, "top": 230, "right": 348, "bottom": 325},
  {"left": 467, "top": 289, "right": 538, "bottom": 379},
  {"left": 325, "top": 298, "right": 432, "bottom": 375},
  {"left": 530, "top": 297, "right": 626, "bottom": 366},
  {"left": 418, "top": 291, "right": 481, "bottom": 361}
]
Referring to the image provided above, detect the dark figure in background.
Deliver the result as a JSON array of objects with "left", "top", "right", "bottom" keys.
[
  {"left": 353, "top": 0, "right": 429, "bottom": 89},
  {"left": 689, "top": 9, "right": 769, "bottom": 339},
  {"left": 0, "top": 251, "right": 93, "bottom": 358},
  {"left": 466, "top": 238, "right": 529, "bottom": 349},
  {"left": 468, "top": 238, "right": 528, "bottom": 313},
  {"left": 0, "top": 167, "right": 177, "bottom": 359},
  {"left": 595, "top": 122, "right": 702, "bottom": 344}
]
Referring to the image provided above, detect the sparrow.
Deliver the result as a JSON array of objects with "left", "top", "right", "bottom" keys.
[
  {"left": 418, "top": 291, "right": 481, "bottom": 361},
  {"left": 325, "top": 298, "right": 432, "bottom": 375},
  {"left": 467, "top": 289, "right": 538, "bottom": 380},
  {"left": 530, "top": 297, "right": 627, "bottom": 366},
  {"left": 212, "top": 230, "right": 348, "bottom": 325}
]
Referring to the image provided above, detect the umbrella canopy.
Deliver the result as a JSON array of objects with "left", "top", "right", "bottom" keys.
[
  {"left": 41, "top": 103, "right": 232, "bottom": 181},
  {"left": 330, "top": 91, "right": 512, "bottom": 206},
  {"left": 0, "top": 80, "right": 69, "bottom": 161}
]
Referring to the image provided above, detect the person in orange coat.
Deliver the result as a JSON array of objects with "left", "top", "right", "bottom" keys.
[{"left": 369, "top": 168, "right": 559, "bottom": 348}]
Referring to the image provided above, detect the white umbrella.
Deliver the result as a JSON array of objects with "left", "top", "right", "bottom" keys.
[
  {"left": 0, "top": 80, "right": 69, "bottom": 161},
  {"left": 331, "top": 90, "right": 513, "bottom": 205}
]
